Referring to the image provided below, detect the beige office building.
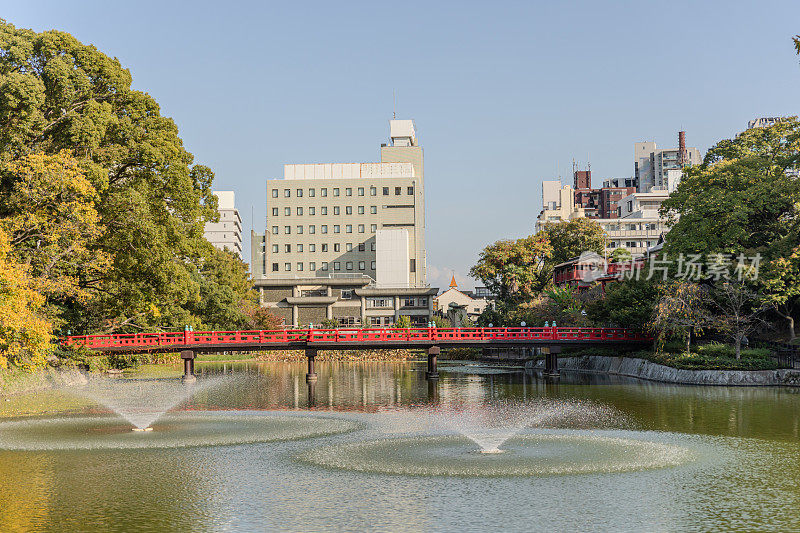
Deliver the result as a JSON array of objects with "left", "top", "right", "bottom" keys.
[{"left": 251, "top": 120, "right": 436, "bottom": 326}]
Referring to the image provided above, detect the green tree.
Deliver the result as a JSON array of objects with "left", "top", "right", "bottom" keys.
[
  {"left": 660, "top": 119, "right": 800, "bottom": 257},
  {"left": 708, "top": 280, "right": 769, "bottom": 360},
  {"left": 469, "top": 234, "right": 553, "bottom": 303},
  {"left": 394, "top": 315, "right": 411, "bottom": 329},
  {"left": 652, "top": 281, "right": 710, "bottom": 353},
  {"left": 610, "top": 247, "right": 632, "bottom": 263},
  {"left": 586, "top": 277, "right": 659, "bottom": 332},
  {"left": 0, "top": 20, "right": 247, "bottom": 334},
  {"left": 540, "top": 218, "right": 607, "bottom": 265}
]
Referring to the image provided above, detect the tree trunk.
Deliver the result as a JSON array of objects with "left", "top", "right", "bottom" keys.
[
  {"left": 788, "top": 315, "right": 796, "bottom": 342},
  {"left": 735, "top": 336, "right": 742, "bottom": 360},
  {"left": 685, "top": 329, "right": 691, "bottom": 353}
]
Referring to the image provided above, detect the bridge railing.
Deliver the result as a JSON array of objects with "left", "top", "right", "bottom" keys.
[{"left": 61, "top": 327, "right": 651, "bottom": 350}]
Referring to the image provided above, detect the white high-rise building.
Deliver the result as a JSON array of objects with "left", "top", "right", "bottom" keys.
[
  {"left": 634, "top": 131, "right": 701, "bottom": 193},
  {"left": 203, "top": 191, "right": 242, "bottom": 258}
]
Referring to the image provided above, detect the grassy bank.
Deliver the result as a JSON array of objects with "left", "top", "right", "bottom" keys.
[{"left": 562, "top": 342, "right": 778, "bottom": 371}]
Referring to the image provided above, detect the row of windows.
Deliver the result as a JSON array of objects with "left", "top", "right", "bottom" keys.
[
  {"left": 270, "top": 224, "right": 377, "bottom": 235},
  {"left": 273, "top": 242, "right": 374, "bottom": 253},
  {"left": 607, "top": 241, "right": 654, "bottom": 249},
  {"left": 272, "top": 205, "right": 379, "bottom": 216},
  {"left": 272, "top": 186, "right": 414, "bottom": 199},
  {"left": 272, "top": 261, "right": 375, "bottom": 272}
]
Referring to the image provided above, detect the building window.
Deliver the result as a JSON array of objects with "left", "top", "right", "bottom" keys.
[
  {"left": 310, "top": 261, "right": 316, "bottom": 271},
  {"left": 321, "top": 225, "right": 328, "bottom": 234},
  {"left": 395, "top": 187, "right": 401, "bottom": 195},
  {"left": 284, "top": 207, "right": 291, "bottom": 216},
  {"left": 321, "top": 188, "right": 328, "bottom": 197},
  {"left": 322, "top": 244, "right": 328, "bottom": 252},
  {"left": 404, "top": 298, "right": 415, "bottom": 307},
  {"left": 297, "top": 225, "right": 303, "bottom": 234},
  {"left": 272, "top": 225, "right": 279, "bottom": 234},
  {"left": 407, "top": 186, "right": 414, "bottom": 195},
  {"left": 358, "top": 243, "right": 365, "bottom": 252},
  {"left": 421, "top": 298, "right": 428, "bottom": 306},
  {"left": 309, "top": 244, "right": 316, "bottom": 252},
  {"left": 284, "top": 226, "right": 291, "bottom": 234},
  {"left": 272, "top": 189, "right": 279, "bottom": 198},
  {"left": 383, "top": 187, "right": 389, "bottom": 196},
  {"left": 358, "top": 261, "right": 365, "bottom": 270},
  {"left": 297, "top": 262, "right": 303, "bottom": 271},
  {"left": 358, "top": 187, "right": 364, "bottom": 196},
  {"left": 370, "top": 243, "right": 376, "bottom": 251},
  {"left": 410, "top": 259, "right": 416, "bottom": 272},
  {"left": 346, "top": 243, "right": 353, "bottom": 252},
  {"left": 346, "top": 261, "right": 353, "bottom": 270},
  {"left": 334, "top": 243, "right": 340, "bottom": 252},
  {"left": 371, "top": 224, "right": 377, "bottom": 232},
  {"left": 284, "top": 244, "right": 291, "bottom": 253},
  {"left": 284, "top": 189, "right": 291, "bottom": 198},
  {"left": 297, "top": 244, "right": 303, "bottom": 253},
  {"left": 272, "top": 263, "right": 279, "bottom": 271},
  {"left": 272, "top": 208, "right": 278, "bottom": 216},
  {"left": 272, "top": 244, "right": 278, "bottom": 253},
  {"left": 370, "top": 186, "right": 377, "bottom": 196},
  {"left": 341, "top": 289, "right": 354, "bottom": 299},
  {"left": 297, "top": 207, "right": 303, "bottom": 215},
  {"left": 309, "top": 225, "right": 315, "bottom": 234},
  {"left": 370, "top": 206, "right": 377, "bottom": 214},
  {"left": 322, "top": 262, "right": 328, "bottom": 271},
  {"left": 333, "top": 188, "right": 340, "bottom": 197},
  {"left": 358, "top": 224, "right": 365, "bottom": 233},
  {"left": 296, "top": 189, "right": 303, "bottom": 197},
  {"left": 358, "top": 206, "right": 364, "bottom": 215},
  {"left": 346, "top": 206, "right": 352, "bottom": 215},
  {"left": 346, "top": 224, "right": 352, "bottom": 233},
  {"left": 334, "top": 206, "right": 340, "bottom": 215},
  {"left": 309, "top": 207, "right": 315, "bottom": 215},
  {"left": 371, "top": 260, "right": 376, "bottom": 270},
  {"left": 334, "top": 225, "right": 340, "bottom": 233},
  {"left": 309, "top": 188, "right": 315, "bottom": 197},
  {"left": 321, "top": 207, "right": 327, "bottom": 215},
  {"left": 346, "top": 188, "right": 352, "bottom": 196},
  {"left": 334, "top": 262, "right": 341, "bottom": 271},
  {"left": 284, "top": 262, "right": 291, "bottom": 271}
]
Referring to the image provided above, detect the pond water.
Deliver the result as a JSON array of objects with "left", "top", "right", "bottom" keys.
[{"left": 1, "top": 359, "right": 799, "bottom": 532}]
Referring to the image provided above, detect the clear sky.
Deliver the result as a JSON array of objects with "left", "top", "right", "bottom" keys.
[{"left": 3, "top": 0, "right": 800, "bottom": 290}]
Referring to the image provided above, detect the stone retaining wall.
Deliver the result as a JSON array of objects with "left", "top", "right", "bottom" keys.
[{"left": 526, "top": 355, "right": 800, "bottom": 386}]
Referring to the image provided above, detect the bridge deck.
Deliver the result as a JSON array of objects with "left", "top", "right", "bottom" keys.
[{"left": 62, "top": 327, "right": 651, "bottom": 354}]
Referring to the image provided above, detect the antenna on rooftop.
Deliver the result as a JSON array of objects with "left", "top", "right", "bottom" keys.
[{"left": 393, "top": 90, "right": 396, "bottom": 120}]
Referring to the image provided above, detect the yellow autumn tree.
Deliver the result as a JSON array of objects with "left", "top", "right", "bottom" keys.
[
  {"left": 0, "top": 227, "right": 52, "bottom": 370},
  {"left": 2, "top": 150, "right": 109, "bottom": 305}
]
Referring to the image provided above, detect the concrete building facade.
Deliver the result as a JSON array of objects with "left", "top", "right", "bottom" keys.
[
  {"left": 634, "top": 131, "right": 700, "bottom": 193},
  {"left": 250, "top": 120, "right": 436, "bottom": 327},
  {"left": 203, "top": 191, "right": 243, "bottom": 258}
]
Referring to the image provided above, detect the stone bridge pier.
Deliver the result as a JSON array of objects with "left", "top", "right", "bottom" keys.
[{"left": 426, "top": 346, "right": 440, "bottom": 380}]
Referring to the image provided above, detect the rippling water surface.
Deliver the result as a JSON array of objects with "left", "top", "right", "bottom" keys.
[{"left": 1, "top": 359, "right": 800, "bottom": 532}]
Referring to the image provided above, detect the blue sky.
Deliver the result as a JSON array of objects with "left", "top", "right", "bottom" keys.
[{"left": 4, "top": 0, "right": 800, "bottom": 289}]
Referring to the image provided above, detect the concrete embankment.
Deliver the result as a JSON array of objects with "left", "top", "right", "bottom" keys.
[
  {"left": 0, "top": 368, "right": 87, "bottom": 396},
  {"left": 526, "top": 356, "right": 800, "bottom": 386}
]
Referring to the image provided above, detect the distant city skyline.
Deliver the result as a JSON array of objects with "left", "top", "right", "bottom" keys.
[{"left": 5, "top": 0, "right": 800, "bottom": 290}]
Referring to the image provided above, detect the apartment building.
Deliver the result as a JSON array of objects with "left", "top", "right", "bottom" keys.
[
  {"left": 635, "top": 131, "right": 701, "bottom": 193},
  {"left": 250, "top": 120, "right": 436, "bottom": 327},
  {"left": 536, "top": 184, "right": 669, "bottom": 257},
  {"left": 203, "top": 191, "right": 242, "bottom": 258}
]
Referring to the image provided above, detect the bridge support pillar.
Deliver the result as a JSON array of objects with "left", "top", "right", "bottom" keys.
[
  {"left": 426, "top": 346, "right": 440, "bottom": 380},
  {"left": 180, "top": 350, "right": 196, "bottom": 383},
  {"left": 306, "top": 348, "right": 318, "bottom": 383},
  {"left": 544, "top": 346, "right": 560, "bottom": 377}
]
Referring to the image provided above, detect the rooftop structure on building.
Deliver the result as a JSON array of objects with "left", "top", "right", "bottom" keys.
[
  {"left": 747, "top": 117, "right": 785, "bottom": 129},
  {"left": 203, "top": 191, "right": 242, "bottom": 258},
  {"left": 250, "top": 119, "right": 436, "bottom": 327}
]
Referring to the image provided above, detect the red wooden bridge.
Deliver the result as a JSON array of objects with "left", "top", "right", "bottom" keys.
[{"left": 62, "top": 327, "right": 651, "bottom": 381}]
